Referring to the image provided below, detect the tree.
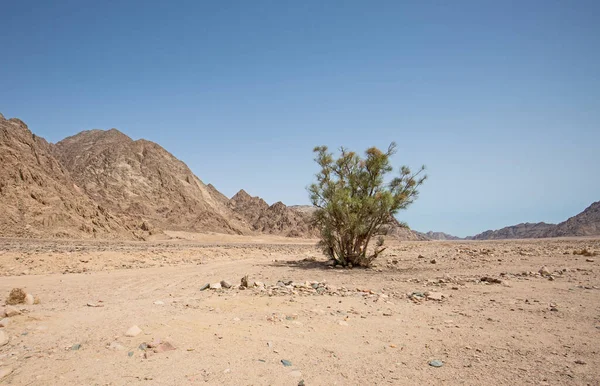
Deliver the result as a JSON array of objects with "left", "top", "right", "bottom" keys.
[{"left": 308, "top": 142, "right": 426, "bottom": 267}]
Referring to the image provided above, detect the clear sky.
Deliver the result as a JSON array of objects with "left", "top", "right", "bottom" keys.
[{"left": 1, "top": 1, "right": 598, "bottom": 237}]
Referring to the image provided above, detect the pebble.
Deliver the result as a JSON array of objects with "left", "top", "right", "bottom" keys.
[
  {"left": 418, "top": 255, "right": 425, "bottom": 259},
  {"left": 153, "top": 341, "right": 176, "bottom": 353},
  {"left": 210, "top": 282, "right": 222, "bottom": 290},
  {"left": 574, "top": 359, "right": 586, "bottom": 365},
  {"left": 0, "top": 318, "right": 9, "bottom": 327},
  {"left": 220, "top": 280, "right": 232, "bottom": 289},
  {"left": 200, "top": 283, "right": 210, "bottom": 291},
  {"left": 539, "top": 266, "right": 551, "bottom": 276},
  {"left": 153, "top": 301, "right": 165, "bottom": 305},
  {"left": 71, "top": 343, "right": 81, "bottom": 350},
  {"left": 429, "top": 359, "right": 443, "bottom": 367},
  {"left": 426, "top": 292, "right": 445, "bottom": 301},
  {"left": 281, "top": 359, "right": 293, "bottom": 367},
  {"left": 586, "top": 258, "right": 595, "bottom": 263},
  {"left": 25, "top": 294, "right": 35, "bottom": 305},
  {"left": 0, "top": 330, "right": 8, "bottom": 346},
  {"left": 0, "top": 367, "right": 13, "bottom": 380},
  {"left": 125, "top": 325, "right": 142, "bottom": 337},
  {"left": 4, "top": 306, "right": 20, "bottom": 317},
  {"left": 430, "top": 259, "right": 437, "bottom": 264}
]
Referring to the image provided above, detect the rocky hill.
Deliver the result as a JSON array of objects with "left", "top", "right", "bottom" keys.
[
  {"left": 53, "top": 129, "right": 247, "bottom": 235},
  {"left": 471, "top": 202, "right": 600, "bottom": 240},
  {"left": 229, "top": 190, "right": 316, "bottom": 237},
  {"left": 422, "top": 231, "right": 462, "bottom": 240},
  {"left": 0, "top": 114, "right": 144, "bottom": 239}
]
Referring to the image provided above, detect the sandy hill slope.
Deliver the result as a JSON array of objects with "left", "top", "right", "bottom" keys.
[
  {"left": 471, "top": 201, "right": 600, "bottom": 240},
  {"left": 0, "top": 114, "right": 142, "bottom": 239},
  {"left": 54, "top": 129, "right": 247, "bottom": 235},
  {"left": 229, "top": 190, "right": 316, "bottom": 237}
]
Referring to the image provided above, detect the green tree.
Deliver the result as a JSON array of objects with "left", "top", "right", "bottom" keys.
[{"left": 309, "top": 142, "right": 426, "bottom": 267}]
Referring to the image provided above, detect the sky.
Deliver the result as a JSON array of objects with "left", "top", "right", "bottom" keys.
[{"left": 1, "top": 1, "right": 598, "bottom": 237}]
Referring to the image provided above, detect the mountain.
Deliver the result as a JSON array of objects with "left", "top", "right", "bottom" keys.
[
  {"left": 0, "top": 114, "right": 143, "bottom": 239},
  {"left": 53, "top": 129, "right": 247, "bottom": 235},
  {"left": 228, "top": 190, "right": 316, "bottom": 237},
  {"left": 471, "top": 202, "right": 600, "bottom": 240},
  {"left": 422, "top": 231, "right": 462, "bottom": 240}
]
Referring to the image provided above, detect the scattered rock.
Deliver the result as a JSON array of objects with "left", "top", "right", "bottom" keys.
[
  {"left": 33, "top": 296, "right": 41, "bottom": 305},
  {"left": 153, "top": 341, "right": 176, "bottom": 353},
  {"left": 71, "top": 343, "right": 81, "bottom": 350},
  {"left": 200, "top": 283, "right": 210, "bottom": 291},
  {"left": 6, "top": 288, "right": 26, "bottom": 305},
  {"left": 281, "top": 359, "right": 293, "bottom": 367},
  {"left": 574, "top": 359, "right": 586, "bottom": 365},
  {"left": 241, "top": 275, "right": 250, "bottom": 288},
  {"left": 24, "top": 293, "right": 35, "bottom": 305},
  {"left": 539, "top": 266, "right": 551, "bottom": 276},
  {"left": 418, "top": 255, "right": 425, "bottom": 259},
  {"left": 220, "top": 280, "right": 232, "bottom": 289},
  {"left": 125, "top": 325, "right": 142, "bottom": 337},
  {"left": 153, "top": 300, "right": 165, "bottom": 305},
  {"left": 210, "top": 282, "right": 222, "bottom": 290},
  {"left": 0, "top": 330, "right": 8, "bottom": 346},
  {"left": 4, "top": 306, "right": 20, "bottom": 317},
  {"left": 87, "top": 302, "right": 104, "bottom": 307},
  {"left": 430, "top": 259, "right": 437, "bottom": 264},
  {"left": 429, "top": 359, "right": 443, "bottom": 367},
  {"left": 425, "top": 292, "right": 445, "bottom": 301},
  {"left": 586, "top": 258, "right": 595, "bottom": 263},
  {"left": 481, "top": 277, "right": 502, "bottom": 284},
  {"left": 108, "top": 341, "right": 125, "bottom": 351}
]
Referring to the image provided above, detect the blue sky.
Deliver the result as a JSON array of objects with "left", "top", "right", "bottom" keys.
[{"left": 1, "top": 1, "right": 598, "bottom": 237}]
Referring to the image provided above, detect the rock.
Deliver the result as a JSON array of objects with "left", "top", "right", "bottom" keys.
[
  {"left": 0, "top": 367, "right": 13, "bottom": 380},
  {"left": 430, "top": 259, "right": 437, "bottom": 264},
  {"left": 200, "top": 283, "right": 210, "bottom": 291},
  {"left": 33, "top": 296, "right": 41, "bottom": 305},
  {"left": 220, "top": 280, "right": 232, "bottom": 289},
  {"left": 4, "top": 306, "right": 20, "bottom": 317},
  {"left": 574, "top": 359, "right": 586, "bottom": 365},
  {"left": 87, "top": 302, "right": 104, "bottom": 307},
  {"left": 426, "top": 292, "right": 445, "bottom": 301},
  {"left": 298, "top": 380, "right": 305, "bottom": 386},
  {"left": 586, "top": 258, "right": 595, "bottom": 263},
  {"left": 241, "top": 275, "right": 250, "bottom": 288},
  {"left": 338, "top": 320, "right": 349, "bottom": 326},
  {"left": 0, "top": 330, "right": 8, "bottom": 346},
  {"left": 418, "top": 254, "right": 425, "bottom": 259},
  {"left": 429, "top": 359, "right": 443, "bottom": 367},
  {"left": 0, "top": 318, "right": 9, "bottom": 327},
  {"left": 108, "top": 341, "right": 125, "bottom": 351},
  {"left": 281, "top": 359, "right": 293, "bottom": 367},
  {"left": 125, "top": 325, "right": 142, "bottom": 337},
  {"left": 539, "top": 266, "right": 551, "bottom": 276},
  {"left": 210, "top": 282, "right": 222, "bottom": 290},
  {"left": 71, "top": 343, "right": 81, "bottom": 350},
  {"left": 153, "top": 341, "right": 176, "bottom": 353},
  {"left": 481, "top": 277, "right": 502, "bottom": 284},
  {"left": 25, "top": 294, "right": 35, "bottom": 305},
  {"left": 153, "top": 300, "right": 165, "bottom": 305}
]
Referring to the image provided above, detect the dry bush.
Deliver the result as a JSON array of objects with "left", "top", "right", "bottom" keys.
[
  {"left": 573, "top": 249, "right": 598, "bottom": 257},
  {"left": 6, "top": 288, "right": 26, "bottom": 305}
]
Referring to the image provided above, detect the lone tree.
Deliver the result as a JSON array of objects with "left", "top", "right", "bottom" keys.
[{"left": 309, "top": 142, "right": 426, "bottom": 267}]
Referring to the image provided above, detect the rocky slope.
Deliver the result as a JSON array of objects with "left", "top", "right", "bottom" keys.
[
  {"left": 53, "top": 129, "right": 247, "bottom": 235},
  {"left": 422, "top": 231, "right": 462, "bottom": 240},
  {"left": 0, "top": 115, "right": 144, "bottom": 239},
  {"left": 229, "top": 190, "right": 316, "bottom": 237},
  {"left": 471, "top": 202, "right": 600, "bottom": 240}
]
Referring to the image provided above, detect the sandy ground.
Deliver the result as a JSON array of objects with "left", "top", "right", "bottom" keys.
[{"left": 0, "top": 234, "right": 599, "bottom": 385}]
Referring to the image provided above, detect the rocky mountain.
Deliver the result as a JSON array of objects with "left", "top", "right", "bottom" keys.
[
  {"left": 53, "top": 129, "right": 248, "bottom": 235},
  {"left": 422, "top": 231, "right": 462, "bottom": 240},
  {"left": 0, "top": 114, "right": 145, "bottom": 239},
  {"left": 229, "top": 190, "right": 316, "bottom": 237},
  {"left": 471, "top": 202, "right": 600, "bottom": 240}
]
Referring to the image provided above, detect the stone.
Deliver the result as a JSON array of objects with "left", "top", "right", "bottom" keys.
[
  {"left": 125, "top": 325, "right": 142, "bottom": 337},
  {"left": 4, "top": 306, "right": 20, "bottom": 317},
  {"left": 0, "top": 318, "right": 9, "bottom": 327},
  {"left": 429, "top": 359, "right": 443, "bottom": 367},
  {"left": 153, "top": 300, "right": 165, "bottom": 305},
  {"left": 200, "top": 283, "right": 210, "bottom": 291},
  {"left": 108, "top": 341, "right": 125, "bottom": 351},
  {"left": 338, "top": 320, "right": 349, "bottom": 326},
  {"left": 0, "top": 330, "right": 8, "bottom": 346},
  {"left": 430, "top": 259, "right": 437, "bottom": 264},
  {"left": 586, "top": 258, "right": 595, "bottom": 263},
  {"left": 426, "top": 292, "right": 445, "bottom": 301},
  {"left": 71, "top": 343, "right": 81, "bottom": 350},
  {"left": 418, "top": 254, "right": 425, "bottom": 259},
  {"left": 153, "top": 341, "right": 176, "bottom": 353},
  {"left": 281, "top": 359, "right": 293, "bottom": 367},
  {"left": 0, "top": 367, "right": 13, "bottom": 380},
  {"left": 539, "top": 266, "right": 551, "bottom": 276},
  {"left": 25, "top": 294, "right": 35, "bottom": 305},
  {"left": 220, "top": 280, "right": 232, "bottom": 289},
  {"left": 210, "top": 282, "right": 222, "bottom": 290},
  {"left": 33, "top": 296, "right": 41, "bottom": 305}
]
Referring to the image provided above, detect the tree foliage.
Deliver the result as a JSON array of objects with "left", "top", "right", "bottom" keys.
[{"left": 309, "top": 142, "right": 426, "bottom": 267}]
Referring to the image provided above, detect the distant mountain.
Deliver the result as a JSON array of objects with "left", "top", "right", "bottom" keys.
[
  {"left": 422, "top": 231, "right": 462, "bottom": 240},
  {"left": 471, "top": 202, "right": 600, "bottom": 240}
]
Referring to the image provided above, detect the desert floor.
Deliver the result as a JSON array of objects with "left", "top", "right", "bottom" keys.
[{"left": 0, "top": 234, "right": 599, "bottom": 386}]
